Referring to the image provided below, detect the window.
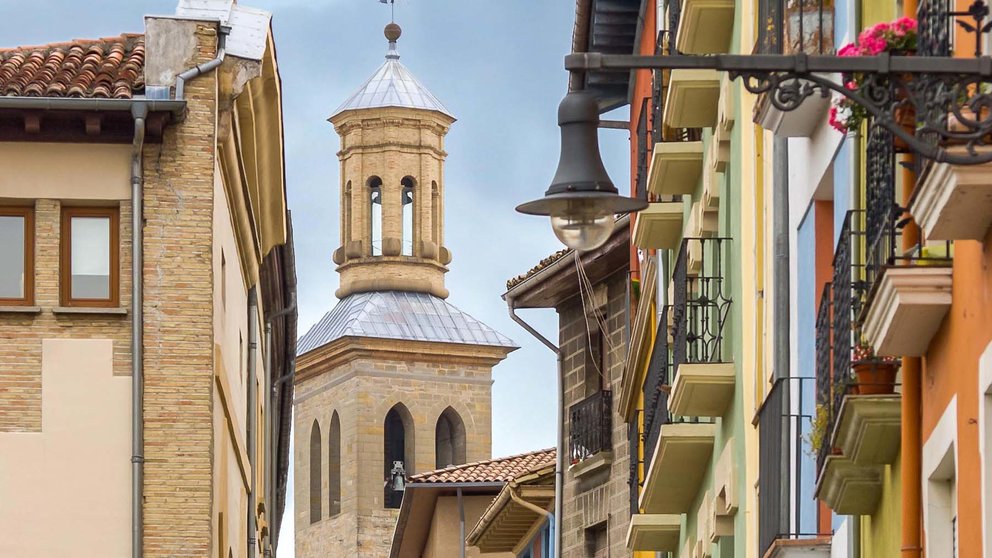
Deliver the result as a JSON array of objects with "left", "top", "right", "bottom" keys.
[
  {"left": 343, "top": 181, "right": 352, "bottom": 244},
  {"left": 368, "top": 176, "right": 383, "bottom": 256},
  {"left": 401, "top": 176, "right": 415, "bottom": 256},
  {"left": 310, "top": 420, "right": 322, "bottom": 523},
  {"left": 329, "top": 412, "right": 342, "bottom": 517},
  {"left": 384, "top": 403, "right": 415, "bottom": 509},
  {"left": 0, "top": 206, "right": 34, "bottom": 305},
  {"left": 435, "top": 407, "right": 466, "bottom": 468},
  {"left": 431, "top": 181, "right": 440, "bottom": 244},
  {"left": 61, "top": 207, "right": 119, "bottom": 307}
]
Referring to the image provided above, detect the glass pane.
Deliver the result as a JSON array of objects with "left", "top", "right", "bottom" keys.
[
  {"left": 71, "top": 216, "right": 110, "bottom": 299},
  {"left": 0, "top": 216, "right": 25, "bottom": 299}
]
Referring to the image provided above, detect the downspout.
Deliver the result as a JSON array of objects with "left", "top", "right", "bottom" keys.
[
  {"left": 175, "top": 25, "right": 230, "bottom": 101},
  {"left": 130, "top": 102, "right": 147, "bottom": 558},
  {"left": 457, "top": 487, "right": 466, "bottom": 558},
  {"left": 266, "top": 291, "right": 297, "bottom": 556},
  {"left": 772, "top": 136, "right": 792, "bottom": 535},
  {"left": 509, "top": 484, "right": 555, "bottom": 556},
  {"left": 507, "top": 301, "right": 562, "bottom": 558},
  {"left": 248, "top": 288, "right": 259, "bottom": 558}
]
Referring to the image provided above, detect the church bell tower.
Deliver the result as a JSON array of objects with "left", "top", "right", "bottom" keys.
[{"left": 293, "top": 24, "right": 516, "bottom": 558}]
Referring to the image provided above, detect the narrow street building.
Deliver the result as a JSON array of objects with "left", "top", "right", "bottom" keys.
[
  {"left": 293, "top": 24, "right": 516, "bottom": 558},
  {"left": 0, "top": 1, "right": 295, "bottom": 557}
]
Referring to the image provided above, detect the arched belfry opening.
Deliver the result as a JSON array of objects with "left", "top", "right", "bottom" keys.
[
  {"left": 383, "top": 403, "right": 415, "bottom": 509},
  {"left": 401, "top": 176, "right": 415, "bottom": 256},
  {"left": 328, "top": 412, "right": 342, "bottom": 517},
  {"left": 368, "top": 176, "right": 383, "bottom": 256},
  {"left": 309, "top": 420, "right": 322, "bottom": 524},
  {"left": 435, "top": 407, "right": 466, "bottom": 469}
]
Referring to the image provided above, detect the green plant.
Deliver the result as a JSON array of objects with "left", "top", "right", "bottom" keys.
[{"left": 805, "top": 403, "right": 831, "bottom": 457}]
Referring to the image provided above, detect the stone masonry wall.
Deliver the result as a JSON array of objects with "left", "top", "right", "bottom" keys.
[
  {"left": 559, "top": 270, "right": 632, "bottom": 558},
  {"left": 141, "top": 23, "right": 218, "bottom": 557},
  {"left": 295, "top": 350, "right": 494, "bottom": 557}
]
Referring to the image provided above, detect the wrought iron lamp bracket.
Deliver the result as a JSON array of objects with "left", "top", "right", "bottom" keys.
[{"left": 567, "top": 51, "right": 992, "bottom": 164}]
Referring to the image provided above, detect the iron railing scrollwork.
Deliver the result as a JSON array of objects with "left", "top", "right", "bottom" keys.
[
  {"left": 672, "top": 237, "right": 733, "bottom": 378},
  {"left": 636, "top": 101, "right": 650, "bottom": 201},
  {"left": 569, "top": 390, "right": 613, "bottom": 464}
]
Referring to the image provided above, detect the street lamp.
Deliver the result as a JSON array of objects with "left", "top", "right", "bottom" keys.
[{"left": 517, "top": 90, "right": 648, "bottom": 251}]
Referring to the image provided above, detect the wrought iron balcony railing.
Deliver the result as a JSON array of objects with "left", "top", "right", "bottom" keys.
[
  {"left": 569, "top": 390, "right": 613, "bottom": 464},
  {"left": 863, "top": 124, "right": 953, "bottom": 310},
  {"left": 642, "top": 307, "right": 670, "bottom": 469},
  {"left": 629, "top": 409, "right": 641, "bottom": 515},
  {"left": 758, "top": 0, "right": 835, "bottom": 55},
  {"left": 759, "top": 377, "right": 821, "bottom": 556},
  {"left": 672, "top": 237, "right": 733, "bottom": 377},
  {"left": 815, "top": 282, "right": 842, "bottom": 473},
  {"left": 636, "top": 101, "right": 650, "bottom": 201}
]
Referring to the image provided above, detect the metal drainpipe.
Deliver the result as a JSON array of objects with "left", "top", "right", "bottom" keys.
[
  {"left": 773, "top": 136, "right": 794, "bottom": 536},
  {"left": 130, "top": 103, "right": 147, "bottom": 558},
  {"left": 266, "top": 292, "right": 297, "bottom": 555},
  {"left": 175, "top": 25, "right": 230, "bottom": 101},
  {"left": 507, "top": 302, "right": 562, "bottom": 558},
  {"left": 248, "top": 288, "right": 259, "bottom": 558},
  {"left": 457, "top": 487, "right": 466, "bottom": 558}
]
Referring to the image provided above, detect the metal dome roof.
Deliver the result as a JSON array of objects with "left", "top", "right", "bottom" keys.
[{"left": 331, "top": 36, "right": 453, "bottom": 119}]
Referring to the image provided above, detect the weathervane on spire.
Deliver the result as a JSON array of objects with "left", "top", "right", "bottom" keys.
[{"left": 379, "top": 0, "right": 396, "bottom": 23}]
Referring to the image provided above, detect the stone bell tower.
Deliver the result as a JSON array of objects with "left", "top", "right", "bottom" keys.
[
  {"left": 330, "top": 22, "right": 453, "bottom": 299},
  {"left": 293, "top": 24, "right": 516, "bottom": 558}
]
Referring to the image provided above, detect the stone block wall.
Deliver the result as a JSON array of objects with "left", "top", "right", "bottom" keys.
[
  {"left": 558, "top": 270, "right": 632, "bottom": 558},
  {"left": 295, "top": 347, "right": 494, "bottom": 557}
]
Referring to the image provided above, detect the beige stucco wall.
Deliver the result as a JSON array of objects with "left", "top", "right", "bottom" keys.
[
  {"left": 0, "top": 142, "right": 131, "bottom": 200},
  {"left": 0, "top": 339, "right": 131, "bottom": 556},
  {"left": 421, "top": 495, "right": 514, "bottom": 558}
]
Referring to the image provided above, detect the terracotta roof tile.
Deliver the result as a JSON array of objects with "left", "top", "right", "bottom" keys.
[
  {"left": 0, "top": 34, "right": 145, "bottom": 99},
  {"left": 410, "top": 448, "right": 556, "bottom": 484},
  {"left": 505, "top": 249, "right": 572, "bottom": 291}
]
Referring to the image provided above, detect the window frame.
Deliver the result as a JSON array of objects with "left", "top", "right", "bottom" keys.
[
  {"left": 0, "top": 206, "right": 35, "bottom": 306},
  {"left": 60, "top": 206, "right": 120, "bottom": 308}
]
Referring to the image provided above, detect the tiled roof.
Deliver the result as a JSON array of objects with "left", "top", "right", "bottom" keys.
[
  {"left": 410, "top": 448, "right": 556, "bottom": 484},
  {"left": 297, "top": 291, "right": 516, "bottom": 355},
  {"left": 505, "top": 249, "right": 572, "bottom": 291},
  {"left": 0, "top": 34, "right": 144, "bottom": 99}
]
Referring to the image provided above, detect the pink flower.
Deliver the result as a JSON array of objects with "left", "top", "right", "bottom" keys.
[
  {"left": 845, "top": 80, "right": 859, "bottom": 91},
  {"left": 895, "top": 16, "right": 917, "bottom": 31},
  {"left": 838, "top": 42, "right": 860, "bottom": 57}
]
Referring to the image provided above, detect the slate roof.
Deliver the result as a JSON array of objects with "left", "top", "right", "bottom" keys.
[
  {"left": 297, "top": 291, "right": 515, "bottom": 355},
  {"left": 332, "top": 40, "right": 452, "bottom": 118},
  {"left": 0, "top": 34, "right": 144, "bottom": 99},
  {"left": 410, "top": 448, "right": 556, "bottom": 484}
]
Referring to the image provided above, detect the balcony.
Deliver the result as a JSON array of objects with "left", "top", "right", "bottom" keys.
[
  {"left": 664, "top": 69, "right": 721, "bottom": 129},
  {"left": 648, "top": 140, "right": 704, "bottom": 196},
  {"left": 832, "top": 395, "right": 901, "bottom": 465},
  {"left": 668, "top": 238, "right": 734, "bottom": 418},
  {"left": 640, "top": 421, "right": 717, "bottom": 513},
  {"left": 816, "top": 456, "right": 883, "bottom": 514},
  {"left": 568, "top": 390, "right": 613, "bottom": 471},
  {"left": 633, "top": 202, "right": 685, "bottom": 250},
  {"left": 626, "top": 514, "right": 682, "bottom": 552},
  {"left": 676, "top": 0, "right": 735, "bottom": 54},
  {"left": 859, "top": 126, "right": 953, "bottom": 357},
  {"left": 912, "top": 149, "right": 992, "bottom": 241},
  {"left": 753, "top": 0, "right": 834, "bottom": 135}
]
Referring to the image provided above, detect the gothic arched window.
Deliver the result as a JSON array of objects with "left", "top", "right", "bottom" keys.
[
  {"left": 384, "top": 403, "right": 415, "bottom": 509},
  {"left": 329, "top": 412, "right": 342, "bottom": 517},
  {"left": 309, "top": 420, "right": 322, "bottom": 523},
  {"left": 435, "top": 407, "right": 466, "bottom": 468},
  {"left": 368, "top": 176, "right": 383, "bottom": 256},
  {"left": 343, "top": 181, "right": 352, "bottom": 244},
  {"left": 401, "top": 176, "right": 415, "bottom": 256}
]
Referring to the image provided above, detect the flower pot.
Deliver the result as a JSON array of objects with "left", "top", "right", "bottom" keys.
[{"left": 852, "top": 360, "right": 899, "bottom": 395}]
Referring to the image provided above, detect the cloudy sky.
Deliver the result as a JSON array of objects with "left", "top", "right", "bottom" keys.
[{"left": 4, "top": 0, "right": 630, "bottom": 553}]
